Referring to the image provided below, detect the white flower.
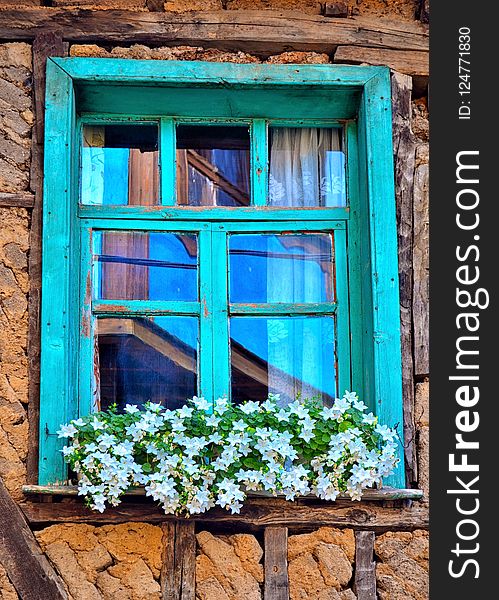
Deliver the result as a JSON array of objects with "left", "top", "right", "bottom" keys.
[
  {"left": 275, "top": 408, "right": 290, "bottom": 422},
  {"left": 72, "top": 418, "right": 86, "bottom": 427},
  {"left": 343, "top": 391, "right": 358, "bottom": 402},
  {"left": 125, "top": 404, "right": 140, "bottom": 414},
  {"left": 178, "top": 405, "right": 194, "bottom": 419},
  {"left": 375, "top": 424, "right": 396, "bottom": 441},
  {"left": 332, "top": 397, "right": 350, "bottom": 414},
  {"left": 240, "top": 401, "right": 260, "bottom": 415},
  {"left": 362, "top": 412, "right": 377, "bottom": 425},
  {"left": 191, "top": 396, "right": 211, "bottom": 411},
  {"left": 262, "top": 399, "right": 275, "bottom": 411},
  {"left": 232, "top": 419, "right": 247, "bottom": 432},
  {"left": 214, "top": 397, "right": 229, "bottom": 415},
  {"left": 206, "top": 413, "right": 221, "bottom": 427},
  {"left": 352, "top": 399, "right": 368, "bottom": 412},
  {"left": 57, "top": 424, "right": 77, "bottom": 438},
  {"left": 91, "top": 417, "right": 106, "bottom": 431}
]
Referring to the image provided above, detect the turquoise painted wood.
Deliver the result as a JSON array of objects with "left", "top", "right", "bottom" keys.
[
  {"left": 251, "top": 119, "right": 268, "bottom": 206},
  {"left": 229, "top": 303, "right": 337, "bottom": 316},
  {"left": 54, "top": 58, "right": 380, "bottom": 87},
  {"left": 160, "top": 117, "right": 176, "bottom": 206},
  {"left": 40, "top": 57, "right": 406, "bottom": 488},
  {"left": 199, "top": 228, "right": 214, "bottom": 404},
  {"left": 360, "top": 70, "right": 405, "bottom": 488},
  {"left": 78, "top": 205, "right": 351, "bottom": 221},
  {"left": 78, "top": 227, "right": 94, "bottom": 419},
  {"left": 39, "top": 60, "right": 77, "bottom": 484},
  {"left": 92, "top": 300, "right": 201, "bottom": 316},
  {"left": 211, "top": 228, "right": 230, "bottom": 401}
]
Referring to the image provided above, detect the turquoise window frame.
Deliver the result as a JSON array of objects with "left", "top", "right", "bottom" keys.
[{"left": 40, "top": 58, "right": 405, "bottom": 487}]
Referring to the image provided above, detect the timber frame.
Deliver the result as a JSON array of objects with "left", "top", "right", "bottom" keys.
[{"left": 38, "top": 58, "right": 405, "bottom": 487}]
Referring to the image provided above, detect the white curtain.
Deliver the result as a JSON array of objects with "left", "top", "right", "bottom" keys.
[
  {"left": 266, "top": 128, "right": 340, "bottom": 406},
  {"left": 268, "top": 127, "right": 346, "bottom": 207}
]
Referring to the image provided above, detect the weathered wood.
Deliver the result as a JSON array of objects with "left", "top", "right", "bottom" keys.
[
  {"left": 161, "top": 521, "right": 196, "bottom": 600},
  {"left": 26, "top": 32, "right": 68, "bottom": 485},
  {"left": 0, "top": 9, "right": 428, "bottom": 54},
  {"left": 419, "top": 0, "right": 430, "bottom": 24},
  {"left": 324, "top": 3, "right": 349, "bottom": 18},
  {"left": 264, "top": 527, "right": 289, "bottom": 600},
  {"left": 391, "top": 71, "right": 417, "bottom": 486},
  {"left": 413, "top": 143, "right": 429, "bottom": 376},
  {"left": 353, "top": 531, "right": 376, "bottom": 600},
  {"left": 22, "top": 484, "right": 424, "bottom": 501},
  {"left": 21, "top": 498, "right": 429, "bottom": 531},
  {"left": 335, "top": 46, "right": 428, "bottom": 77},
  {"left": 0, "top": 192, "right": 35, "bottom": 208},
  {"left": 0, "top": 478, "right": 68, "bottom": 600}
]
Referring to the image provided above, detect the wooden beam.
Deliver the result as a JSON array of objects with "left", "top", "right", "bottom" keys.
[
  {"left": 26, "top": 32, "right": 68, "bottom": 485},
  {"left": 334, "top": 46, "right": 428, "bottom": 77},
  {"left": 0, "top": 478, "right": 68, "bottom": 600},
  {"left": 391, "top": 71, "right": 417, "bottom": 486},
  {"left": 161, "top": 521, "right": 196, "bottom": 600},
  {"left": 21, "top": 498, "right": 429, "bottom": 531},
  {"left": 0, "top": 9, "right": 428, "bottom": 55},
  {"left": 264, "top": 527, "right": 289, "bottom": 600},
  {"left": 0, "top": 192, "right": 35, "bottom": 208},
  {"left": 413, "top": 143, "right": 429, "bottom": 376},
  {"left": 353, "top": 531, "right": 376, "bottom": 600}
]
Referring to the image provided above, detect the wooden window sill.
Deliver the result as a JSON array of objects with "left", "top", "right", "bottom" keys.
[{"left": 21, "top": 485, "right": 426, "bottom": 530}]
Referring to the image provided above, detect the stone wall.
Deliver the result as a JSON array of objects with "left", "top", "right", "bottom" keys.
[
  {"left": 0, "top": 0, "right": 422, "bottom": 21},
  {"left": 0, "top": 1, "right": 428, "bottom": 597},
  {"left": 0, "top": 42, "right": 32, "bottom": 504}
]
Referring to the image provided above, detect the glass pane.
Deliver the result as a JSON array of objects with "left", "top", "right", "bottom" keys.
[
  {"left": 229, "top": 233, "right": 334, "bottom": 303},
  {"left": 81, "top": 124, "right": 159, "bottom": 205},
  {"left": 268, "top": 127, "right": 346, "bottom": 207},
  {"left": 93, "top": 231, "right": 198, "bottom": 301},
  {"left": 176, "top": 125, "right": 250, "bottom": 206},
  {"left": 97, "top": 316, "right": 198, "bottom": 411},
  {"left": 230, "top": 316, "right": 336, "bottom": 405}
]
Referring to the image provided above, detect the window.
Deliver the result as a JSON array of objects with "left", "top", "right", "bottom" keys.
[{"left": 40, "top": 59, "right": 404, "bottom": 487}]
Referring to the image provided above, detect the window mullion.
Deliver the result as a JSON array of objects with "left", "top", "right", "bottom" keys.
[
  {"left": 251, "top": 119, "right": 268, "bottom": 206},
  {"left": 211, "top": 227, "right": 231, "bottom": 401},
  {"left": 199, "top": 228, "right": 215, "bottom": 405},
  {"left": 160, "top": 117, "right": 176, "bottom": 206},
  {"left": 78, "top": 226, "right": 96, "bottom": 418}
]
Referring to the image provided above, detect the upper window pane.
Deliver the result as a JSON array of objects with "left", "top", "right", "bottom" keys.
[
  {"left": 176, "top": 125, "right": 250, "bottom": 206},
  {"left": 229, "top": 233, "right": 334, "bottom": 303},
  {"left": 81, "top": 124, "right": 159, "bottom": 205},
  {"left": 93, "top": 231, "right": 198, "bottom": 301},
  {"left": 268, "top": 127, "right": 346, "bottom": 207}
]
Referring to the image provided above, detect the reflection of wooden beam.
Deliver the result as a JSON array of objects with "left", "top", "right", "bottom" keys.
[
  {"left": 98, "top": 318, "right": 196, "bottom": 374},
  {"left": 99, "top": 318, "right": 333, "bottom": 403},
  {"left": 186, "top": 149, "right": 249, "bottom": 206}
]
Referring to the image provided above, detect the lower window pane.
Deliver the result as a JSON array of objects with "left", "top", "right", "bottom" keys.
[
  {"left": 96, "top": 316, "right": 198, "bottom": 412},
  {"left": 230, "top": 316, "right": 336, "bottom": 405}
]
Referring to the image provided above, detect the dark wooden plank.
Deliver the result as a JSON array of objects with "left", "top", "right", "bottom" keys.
[
  {"left": 391, "top": 70, "right": 417, "bottom": 486},
  {"left": 161, "top": 521, "right": 196, "bottom": 600},
  {"left": 353, "top": 531, "right": 376, "bottom": 600},
  {"left": 334, "top": 46, "right": 428, "bottom": 77},
  {"left": 418, "top": 0, "right": 430, "bottom": 24},
  {"left": 0, "top": 9, "right": 428, "bottom": 54},
  {"left": 264, "top": 527, "right": 289, "bottom": 600},
  {"left": 413, "top": 143, "right": 429, "bottom": 376},
  {"left": 0, "top": 192, "right": 35, "bottom": 208},
  {"left": 26, "top": 32, "right": 68, "bottom": 485},
  {"left": 0, "top": 478, "right": 68, "bottom": 600},
  {"left": 21, "top": 498, "right": 429, "bottom": 531}
]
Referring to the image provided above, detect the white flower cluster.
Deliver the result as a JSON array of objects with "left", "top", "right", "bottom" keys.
[{"left": 58, "top": 392, "right": 399, "bottom": 515}]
